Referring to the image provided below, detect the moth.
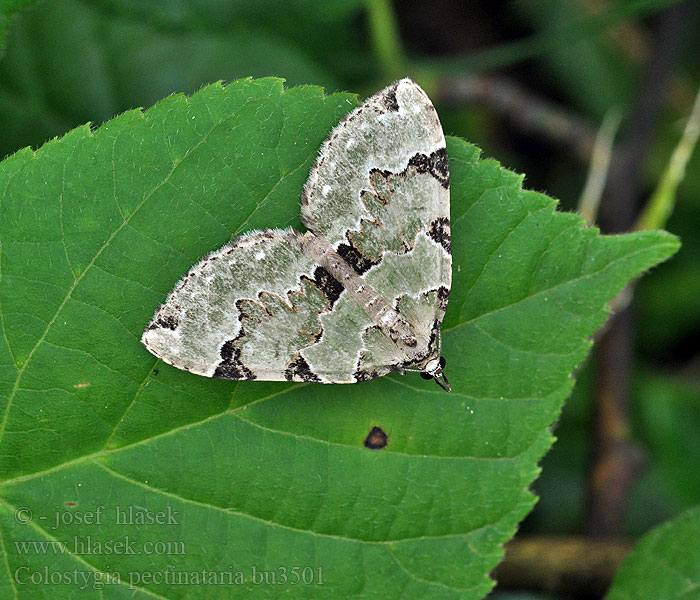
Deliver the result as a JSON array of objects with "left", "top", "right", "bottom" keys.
[{"left": 142, "top": 78, "right": 452, "bottom": 391}]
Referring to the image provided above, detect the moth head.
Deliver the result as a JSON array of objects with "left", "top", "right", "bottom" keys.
[{"left": 420, "top": 356, "right": 450, "bottom": 392}]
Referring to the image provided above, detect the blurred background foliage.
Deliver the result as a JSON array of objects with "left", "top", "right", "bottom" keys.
[{"left": 1, "top": 0, "right": 698, "bottom": 597}]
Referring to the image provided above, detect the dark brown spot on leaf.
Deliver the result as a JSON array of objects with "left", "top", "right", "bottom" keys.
[{"left": 364, "top": 426, "right": 388, "bottom": 450}]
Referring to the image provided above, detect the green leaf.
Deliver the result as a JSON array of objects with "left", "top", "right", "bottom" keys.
[
  {"left": 0, "top": 77, "right": 679, "bottom": 598},
  {"left": 511, "top": 0, "right": 633, "bottom": 118},
  {"left": 0, "top": 0, "right": 371, "bottom": 159},
  {"left": 606, "top": 505, "right": 700, "bottom": 599},
  {"left": 0, "top": 0, "right": 37, "bottom": 57},
  {"left": 635, "top": 371, "right": 700, "bottom": 508}
]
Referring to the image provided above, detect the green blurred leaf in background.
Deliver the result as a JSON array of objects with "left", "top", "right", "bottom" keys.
[
  {"left": 0, "top": 0, "right": 37, "bottom": 57},
  {"left": 0, "top": 0, "right": 371, "bottom": 159},
  {"left": 606, "top": 506, "right": 700, "bottom": 599}
]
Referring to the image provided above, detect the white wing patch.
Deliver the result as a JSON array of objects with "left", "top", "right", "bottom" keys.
[{"left": 142, "top": 78, "right": 452, "bottom": 390}]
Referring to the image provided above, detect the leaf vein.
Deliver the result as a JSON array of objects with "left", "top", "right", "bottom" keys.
[
  {"left": 445, "top": 241, "right": 677, "bottom": 334},
  {"left": 0, "top": 496, "right": 170, "bottom": 599},
  {"left": 0, "top": 105, "right": 248, "bottom": 451}
]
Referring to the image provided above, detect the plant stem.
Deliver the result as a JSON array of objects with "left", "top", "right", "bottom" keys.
[
  {"left": 635, "top": 85, "right": 700, "bottom": 230},
  {"left": 586, "top": 0, "right": 695, "bottom": 538},
  {"left": 579, "top": 109, "right": 622, "bottom": 224},
  {"left": 365, "top": 0, "right": 405, "bottom": 80},
  {"left": 494, "top": 535, "right": 634, "bottom": 596}
]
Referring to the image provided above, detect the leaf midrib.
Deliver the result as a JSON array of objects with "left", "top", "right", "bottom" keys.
[
  {"left": 0, "top": 94, "right": 277, "bottom": 452},
  {"left": 444, "top": 238, "right": 677, "bottom": 334},
  {"left": 0, "top": 381, "right": 537, "bottom": 493},
  {"left": 0, "top": 238, "right": 674, "bottom": 488}
]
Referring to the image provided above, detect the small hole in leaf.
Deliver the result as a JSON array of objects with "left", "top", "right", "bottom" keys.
[{"left": 363, "top": 426, "right": 388, "bottom": 450}]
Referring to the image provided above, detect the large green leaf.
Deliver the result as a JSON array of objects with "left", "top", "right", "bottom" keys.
[
  {"left": 0, "top": 77, "right": 679, "bottom": 598},
  {"left": 606, "top": 505, "right": 700, "bottom": 599}
]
